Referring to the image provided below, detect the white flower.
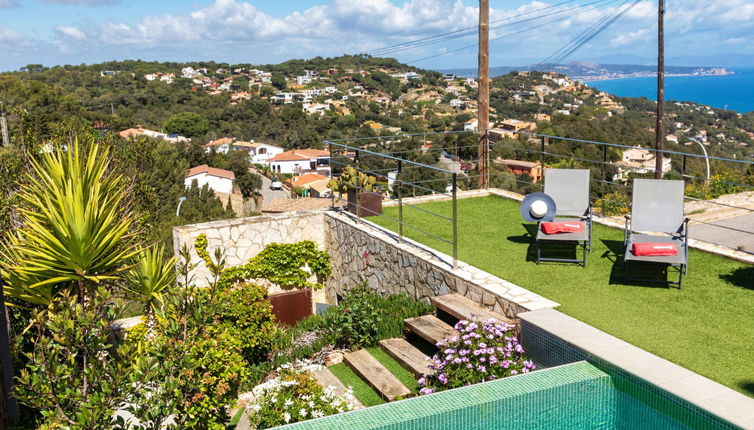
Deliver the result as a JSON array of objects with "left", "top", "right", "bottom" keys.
[
  {"left": 283, "top": 412, "right": 291, "bottom": 423},
  {"left": 299, "top": 408, "right": 308, "bottom": 417},
  {"left": 284, "top": 399, "right": 294, "bottom": 408}
]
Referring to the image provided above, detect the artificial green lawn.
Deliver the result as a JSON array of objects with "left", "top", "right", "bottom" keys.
[
  {"left": 366, "top": 347, "right": 420, "bottom": 394},
  {"left": 328, "top": 363, "right": 385, "bottom": 406},
  {"left": 371, "top": 195, "right": 754, "bottom": 397}
]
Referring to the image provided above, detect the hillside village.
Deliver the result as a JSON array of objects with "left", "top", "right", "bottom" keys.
[{"left": 95, "top": 58, "right": 754, "bottom": 216}]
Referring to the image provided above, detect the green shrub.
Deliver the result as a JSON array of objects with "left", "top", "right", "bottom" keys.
[
  {"left": 208, "top": 282, "right": 279, "bottom": 364},
  {"left": 595, "top": 192, "right": 630, "bottom": 216},
  {"left": 321, "top": 286, "right": 434, "bottom": 349}
]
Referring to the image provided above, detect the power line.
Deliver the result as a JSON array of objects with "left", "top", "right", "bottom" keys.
[
  {"left": 368, "top": 0, "right": 616, "bottom": 58},
  {"left": 533, "top": 0, "right": 641, "bottom": 73},
  {"left": 405, "top": 14, "right": 577, "bottom": 65},
  {"left": 364, "top": 0, "right": 579, "bottom": 56}
]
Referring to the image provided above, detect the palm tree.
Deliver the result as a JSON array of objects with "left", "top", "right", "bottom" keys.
[
  {"left": 124, "top": 245, "right": 176, "bottom": 324},
  {"left": 1, "top": 139, "right": 140, "bottom": 306}
]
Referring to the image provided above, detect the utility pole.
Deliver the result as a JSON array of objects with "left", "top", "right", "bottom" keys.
[
  {"left": 477, "top": 0, "right": 490, "bottom": 189},
  {"left": 654, "top": 0, "right": 665, "bottom": 179},
  {"left": 0, "top": 102, "right": 9, "bottom": 148}
]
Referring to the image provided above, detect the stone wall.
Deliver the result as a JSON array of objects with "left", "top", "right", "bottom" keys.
[
  {"left": 173, "top": 211, "right": 326, "bottom": 286},
  {"left": 324, "top": 211, "right": 558, "bottom": 318}
]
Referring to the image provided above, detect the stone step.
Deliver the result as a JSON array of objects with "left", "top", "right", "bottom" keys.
[
  {"left": 430, "top": 293, "right": 517, "bottom": 326},
  {"left": 343, "top": 349, "right": 412, "bottom": 402},
  {"left": 379, "top": 337, "right": 435, "bottom": 377},
  {"left": 404, "top": 315, "right": 459, "bottom": 346},
  {"left": 312, "top": 368, "right": 363, "bottom": 408}
]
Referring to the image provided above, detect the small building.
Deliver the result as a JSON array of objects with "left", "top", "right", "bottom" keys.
[
  {"left": 666, "top": 134, "right": 678, "bottom": 144},
  {"left": 464, "top": 118, "right": 479, "bottom": 132},
  {"left": 118, "top": 125, "right": 188, "bottom": 143},
  {"left": 613, "top": 146, "right": 672, "bottom": 180},
  {"left": 450, "top": 99, "right": 466, "bottom": 109},
  {"left": 204, "top": 137, "right": 234, "bottom": 154},
  {"left": 184, "top": 165, "right": 235, "bottom": 194},
  {"left": 269, "top": 149, "right": 331, "bottom": 176},
  {"left": 496, "top": 159, "right": 546, "bottom": 183},
  {"left": 231, "top": 91, "right": 252, "bottom": 103}
]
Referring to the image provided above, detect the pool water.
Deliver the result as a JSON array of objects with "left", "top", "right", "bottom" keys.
[{"left": 277, "top": 361, "right": 733, "bottom": 430}]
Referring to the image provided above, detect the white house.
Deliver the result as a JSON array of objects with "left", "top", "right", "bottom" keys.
[
  {"left": 269, "top": 149, "right": 331, "bottom": 176},
  {"left": 296, "top": 75, "right": 312, "bottom": 86},
  {"left": 182, "top": 67, "right": 199, "bottom": 78},
  {"left": 233, "top": 141, "right": 285, "bottom": 164},
  {"left": 464, "top": 118, "right": 479, "bottom": 132},
  {"left": 184, "top": 165, "right": 235, "bottom": 194},
  {"left": 450, "top": 99, "right": 466, "bottom": 109},
  {"left": 613, "top": 146, "right": 672, "bottom": 180},
  {"left": 303, "top": 103, "right": 330, "bottom": 115},
  {"left": 204, "top": 137, "right": 234, "bottom": 154}
]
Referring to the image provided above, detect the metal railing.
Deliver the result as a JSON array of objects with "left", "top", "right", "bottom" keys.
[
  {"left": 326, "top": 138, "right": 460, "bottom": 267},
  {"left": 323, "top": 129, "right": 754, "bottom": 254}
]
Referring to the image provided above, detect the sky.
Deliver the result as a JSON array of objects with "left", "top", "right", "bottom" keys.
[{"left": 1, "top": 0, "right": 753, "bottom": 72}]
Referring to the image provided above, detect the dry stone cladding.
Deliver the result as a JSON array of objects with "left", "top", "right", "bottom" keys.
[{"left": 172, "top": 205, "right": 557, "bottom": 319}]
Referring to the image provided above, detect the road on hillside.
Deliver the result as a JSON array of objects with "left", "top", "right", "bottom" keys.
[{"left": 258, "top": 173, "right": 289, "bottom": 209}]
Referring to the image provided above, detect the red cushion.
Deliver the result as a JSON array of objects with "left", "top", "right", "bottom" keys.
[
  {"left": 632, "top": 243, "right": 678, "bottom": 256},
  {"left": 540, "top": 221, "right": 584, "bottom": 235}
]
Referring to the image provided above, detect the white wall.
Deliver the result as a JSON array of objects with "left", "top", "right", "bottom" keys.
[
  {"left": 251, "top": 145, "right": 284, "bottom": 164},
  {"left": 184, "top": 173, "right": 234, "bottom": 194}
]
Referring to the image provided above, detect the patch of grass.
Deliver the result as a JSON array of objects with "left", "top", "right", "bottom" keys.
[
  {"left": 226, "top": 408, "right": 244, "bottom": 429},
  {"left": 367, "top": 347, "right": 419, "bottom": 393},
  {"left": 371, "top": 195, "right": 754, "bottom": 398},
  {"left": 328, "top": 363, "right": 385, "bottom": 407}
]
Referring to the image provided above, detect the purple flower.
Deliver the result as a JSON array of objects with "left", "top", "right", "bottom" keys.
[
  {"left": 477, "top": 365, "right": 487, "bottom": 373},
  {"left": 510, "top": 370, "right": 518, "bottom": 375},
  {"left": 419, "top": 387, "right": 436, "bottom": 395},
  {"left": 514, "top": 344, "right": 524, "bottom": 353},
  {"left": 467, "top": 363, "right": 473, "bottom": 369},
  {"left": 418, "top": 377, "right": 426, "bottom": 387},
  {"left": 479, "top": 342, "right": 487, "bottom": 349},
  {"left": 438, "top": 373, "right": 449, "bottom": 384},
  {"left": 453, "top": 357, "right": 462, "bottom": 364},
  {"left": 479, "top": 357, "right": 486, "bottom": 363},
  {"left": 459, "top": 349, "right": 470, "bottom": 356}
]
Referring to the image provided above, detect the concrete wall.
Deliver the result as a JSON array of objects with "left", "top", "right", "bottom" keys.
[
  {"left": 323, "top": 211, "right": 558, "bottom": 318},
  {"left": 173, "top": 211, "right": 325, "bottom": 287},
  {"left": 184, "top": 173, "right": 234, "bottom": 194}
]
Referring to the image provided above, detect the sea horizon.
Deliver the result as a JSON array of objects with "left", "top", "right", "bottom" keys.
[{"left": 582, "top": 67, "right": 754, "bottom": 113}]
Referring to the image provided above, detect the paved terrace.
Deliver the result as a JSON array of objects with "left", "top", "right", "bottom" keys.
[{"left": 370, "top": 191, "right": 754, "bottom": 399}]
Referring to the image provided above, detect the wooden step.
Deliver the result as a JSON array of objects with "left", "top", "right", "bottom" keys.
[
  {"left": 312, "top": 368, "right": 363, "bottom": 408},
  {"left": 430, "top": 293, "right": 517, "bottom": 326},
  {"left": 344, "top": 349, "right": 411, "bottom": 401},
  {"left": 379, "top": 338, "right": 435, "bottom": 377},
  {"left": 404, "top": 315, "right": 459, "bottom": 345}
]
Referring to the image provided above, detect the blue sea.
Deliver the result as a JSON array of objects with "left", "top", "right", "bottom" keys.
[{"left": 584, "top": 68, "right": 754, "bottom": 113}]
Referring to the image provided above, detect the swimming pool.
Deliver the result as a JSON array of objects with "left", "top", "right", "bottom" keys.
[{"left": 276, "top": 361, "right": 735, "bottom": 429}]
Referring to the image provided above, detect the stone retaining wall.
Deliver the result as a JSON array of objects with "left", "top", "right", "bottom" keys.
[
  {"left": 324, "top": 211, "right": 558, "bottom": 318},
  {"left": 173, "top": 211, "right": 326, "bottom": 286}
]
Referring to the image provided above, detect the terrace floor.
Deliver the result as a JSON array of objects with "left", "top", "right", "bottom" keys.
[{"left": 370, "top": 195, "right": 754, "bottom": 398}]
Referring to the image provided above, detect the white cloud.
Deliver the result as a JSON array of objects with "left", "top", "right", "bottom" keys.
[
  {"left": 611, "top": 29, "right": 652, "bottom": 47},
  {"left": 55, "top": 25, "right": 86, "bottom": 40},
  {"left": 31, "top": 0, "right": 754, "bottom": 68},
  {"left": 725, "top": 37, "right": 746, "bottom": 45}
]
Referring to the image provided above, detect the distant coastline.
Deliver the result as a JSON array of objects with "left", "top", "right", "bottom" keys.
[
  {"left": 580, "top": 69, "right": 735, "bottom": 83},
  {"left": 583, "top": 67, "right": 754, "bottom": 113}
]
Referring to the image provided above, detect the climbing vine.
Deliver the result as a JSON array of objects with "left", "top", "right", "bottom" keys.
[{"left": 195, "top": 237, "right": 331, "bottom": 291}]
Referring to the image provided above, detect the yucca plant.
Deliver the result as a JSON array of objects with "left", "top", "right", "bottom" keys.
[
  {"left": 124, "top": 245, "right": 176, "bottom": 323},
  {"left": 1, "top": 139, "right": 140, "bottom": 306}
]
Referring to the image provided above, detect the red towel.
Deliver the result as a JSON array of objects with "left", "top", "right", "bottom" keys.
[
  {"left": 540, "top": 221, "right": 584, "bottom": 235},
  {"left": 632, "top": 243, "right": 678, "bottom": 256}
]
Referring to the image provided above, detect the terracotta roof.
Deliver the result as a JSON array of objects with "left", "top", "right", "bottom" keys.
[
  {"left": 270, "top": 149, "right": 329, "bottom": 162},
  {"left": 497, "top": 159, "right": 540, "bottom": 169},
  {"left": 262, "top": 198, "right": 344, "bottom": 214},
  {"left": 206, "top": 137, "right": 233, "bottom": 147},
  {"left": 232, "top": 141, "right": 256, "bottom": 148},
  {"left": 289, "top": 173, "right": 329, "bottom": 187},
  {"left": 185, "top": 164, "right": 235, "bottom": 180}
]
